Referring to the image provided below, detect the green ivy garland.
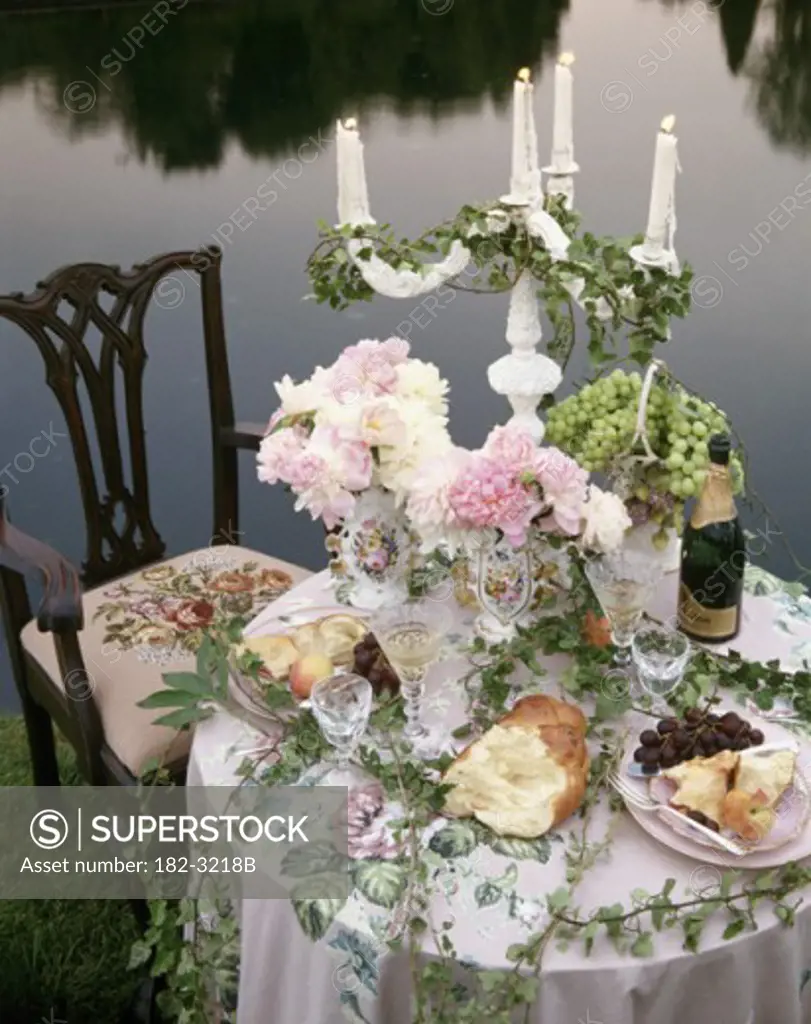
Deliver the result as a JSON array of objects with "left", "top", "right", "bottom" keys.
[{"left": 306, "top": 194, "right": 694, "bottom": 372}]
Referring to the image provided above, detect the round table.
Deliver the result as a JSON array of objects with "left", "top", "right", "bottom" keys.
[{"left": 188, "top": 566, "right": 811, "bottom": 1024}]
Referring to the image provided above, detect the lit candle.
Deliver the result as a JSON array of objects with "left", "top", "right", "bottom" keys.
[
  {"left": 643, "top": 115, "right": 678, "bottom": 256},
  {"left": 336, "top": 117, "right": 374, "bottom": 226},
  {"left": 551, "top": 53, "right": 575, "bottom": 171},
  {"left": 509, "top": 67, "right": 542, "bottom": 204}
]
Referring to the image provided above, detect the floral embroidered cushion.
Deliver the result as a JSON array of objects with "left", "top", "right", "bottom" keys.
[{"left": 21, "top": 545, "right": 310, "bottom": 775}]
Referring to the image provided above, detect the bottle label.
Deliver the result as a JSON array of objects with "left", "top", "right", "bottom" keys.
[{"left": 677, "top": 583, "right": 738, "bottom": 639}]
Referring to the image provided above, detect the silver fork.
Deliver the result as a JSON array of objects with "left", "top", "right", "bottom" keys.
[{"left": 608, "top": 770, "right": 750, "bottom": 857}]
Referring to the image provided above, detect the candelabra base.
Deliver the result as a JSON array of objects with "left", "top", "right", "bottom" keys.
[{"left": 487, "top": 351, "right": 562, "bottom": 442}]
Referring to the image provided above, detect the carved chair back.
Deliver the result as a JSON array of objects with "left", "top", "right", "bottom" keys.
[{"left": 0, "top": 247, "right": 238, "bottom": 590}]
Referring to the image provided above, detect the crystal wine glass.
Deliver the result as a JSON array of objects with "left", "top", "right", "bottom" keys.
[
  {"left": 371, "top": 599, "right": 453, "bottom": 759},
  {"left": 584, "top": 550, "right": 662, "bottom": 668},
  {"left": 631, "top": 623, "right": 692, "bottom": 707},
  {"left": 310, "top": 672, "right": 373, "bottom": 786}
]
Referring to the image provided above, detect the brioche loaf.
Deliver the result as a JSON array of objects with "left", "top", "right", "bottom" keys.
[{"left": 443, "top": 695, "right": 590, "bottom": 838}]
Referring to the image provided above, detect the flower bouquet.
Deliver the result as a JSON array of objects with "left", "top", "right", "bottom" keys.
[
  {"left": 406, "top": 423, "right": 631, "bottom": 638},
  {"left": 257, "top": 337, "right": 453, "bottom": 606}
]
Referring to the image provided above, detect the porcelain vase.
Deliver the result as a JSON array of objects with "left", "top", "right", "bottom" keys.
[
  {"left": 326, "top": 487, "right": 412, "bottom": 609},
  {"left": 472, "top": 533, "right": 534, "bottom": 642}
]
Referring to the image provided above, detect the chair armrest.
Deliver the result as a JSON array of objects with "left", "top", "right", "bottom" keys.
[
  {"left": 221, "top": 421, "right": 268, "bottom": 452},
  {"left": 0, "top": 501, "right": 84, "bottom": 633}
]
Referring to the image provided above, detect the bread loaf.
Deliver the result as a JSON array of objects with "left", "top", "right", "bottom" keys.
[{"left": 443, "top": 695, "right": 590, "bottom": 838}]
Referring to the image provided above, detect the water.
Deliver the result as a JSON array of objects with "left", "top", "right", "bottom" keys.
[{"left": 1, "top": 0, "right": 810, "bottom": 708}]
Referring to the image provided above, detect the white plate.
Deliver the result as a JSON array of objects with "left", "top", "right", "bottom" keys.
[{"left": 620, "top": 712, "right": 811, "bottom": 867}]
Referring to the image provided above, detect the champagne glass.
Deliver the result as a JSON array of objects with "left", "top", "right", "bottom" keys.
[
  {"left": 371, "top": 600, "right": 453, "bottom": 758},
  {"left": 584, "top": 551, "right": 662, "bottom": 668},
  {"left": 310, "top": 673, "right": 373, "bottom": 786}
]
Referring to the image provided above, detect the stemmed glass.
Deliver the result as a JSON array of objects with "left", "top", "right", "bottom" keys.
[
  {"left": 584, "top": 550, "right": 662, "bottom": 668},
  {"left": 310, "top": 672, "right": 373, "bottom": 786},
  {"left": 631, "top": 623, "right": 692, "bottom": 708},
  {"left": 371, "top": 599, "right": 453, "bottom": 759}
]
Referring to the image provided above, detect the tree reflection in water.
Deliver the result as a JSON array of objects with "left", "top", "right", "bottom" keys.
[{"left": 0, "top": 0, "right": 569, "bottom": 171}]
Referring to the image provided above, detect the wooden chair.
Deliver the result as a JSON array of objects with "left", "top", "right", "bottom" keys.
[{"left": 0, "top": 247, "right": 311, "bottom": 787}]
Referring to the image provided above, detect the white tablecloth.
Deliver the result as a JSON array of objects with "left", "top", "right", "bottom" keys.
[{"left": 188, "top": 566, "right": 811, "bottom": 1024}]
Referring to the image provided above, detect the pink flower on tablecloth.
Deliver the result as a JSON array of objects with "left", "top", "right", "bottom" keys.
[
  {"left": 448, "top": 457, "right": 542, "bottom": 547},
  {"left": 344, "top": 784, "right": 400, "bottom": 860},
  {"left": 534, "top": 447, "right": 588, "bottom": 535}
]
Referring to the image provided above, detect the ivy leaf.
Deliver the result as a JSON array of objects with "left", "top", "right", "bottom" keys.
[
  {"left": 495, "top": 833, "right": 554, "bottom": 862},
  {"left": 138, "top": 690, "right": 199, "bottom": 709},
  {"left": 428, "top": 822, "right": 478, "bottom": 859},
  {"left": 161, "top": 671, "right": 210, "bottom": 696},
  {"left": 128, "top": 939, "right": 153, "bottom": 970},
  {"left": 583, "top": 920, "right": 599, "bottom": 956},
  {"left": 353, "top": 861, "right": 407, "bottom": 909},
  {"left": 631, "top": 933, "right": 654, "bottom": 958},
  {"left": 723, "top": 919, "right": 746, "bottom": 940},
  {"left": 474, "top": 881, "right": 502, "bottom": 909},
  {"left": 292, "top": 896, "right": 346, "bottom": 941},
  {"left": 151, "top": 707, "right": 210, "bottom": 729}
]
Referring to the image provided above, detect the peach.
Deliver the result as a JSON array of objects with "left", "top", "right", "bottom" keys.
[{"left": 289, "top": 653, "right": 334, "bottom": 700}]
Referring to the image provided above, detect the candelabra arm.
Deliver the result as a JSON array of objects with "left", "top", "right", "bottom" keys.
[{"left": 344, "top": 237, "right": 471, "bottom": 299}]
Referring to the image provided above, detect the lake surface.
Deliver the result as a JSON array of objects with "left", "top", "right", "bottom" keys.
[{"left": 0, "top": 0, "right": 809, "bottom": 708}]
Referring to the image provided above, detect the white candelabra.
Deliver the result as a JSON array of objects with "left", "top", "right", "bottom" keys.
[{"left": 333, "top": 59, "right": 680, "bottom": 442}]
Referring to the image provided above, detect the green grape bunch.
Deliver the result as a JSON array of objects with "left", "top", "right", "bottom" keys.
[{"left": 544, "top": 368, "right": 744, "bottom": 546}]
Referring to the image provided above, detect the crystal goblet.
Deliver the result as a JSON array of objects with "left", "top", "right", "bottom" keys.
[
  {"left": 584, "top": 550, "right": 662, "bottom": 668},
  {"left": 310, "top": 672, "right": 373, "bottom": 786},
  {"left": 370, "top": 599, "right": 453, "bottom": 759},
  {"left": 631, "top": 623, "right": 691, "bottom": 706}
]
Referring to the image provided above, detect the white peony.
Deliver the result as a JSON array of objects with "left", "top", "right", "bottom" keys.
[
  {"left": 406, "top": 446, "right": 473, "bottom": 554},
  {"left": 394, "top": 359, "right": 449, "bottom": 417},
  {"left": 274, "top": 365, "right": 333, "bottom": 415},
  {"left": 580, "top": 485, "right": 632, "bottom": 553},
  {"left": 376, "top": 405, "right": 452, "bottom": 501}
]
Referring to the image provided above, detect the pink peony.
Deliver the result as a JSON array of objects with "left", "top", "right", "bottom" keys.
[
  {"left": 534, "top": 447, "right": 588, "bottom": 535},
  {"left": 482, "top": 425, "right": 538, "bottom": 475},
  {"left": 406, "top": 448, "right": 473, "bottom": 549},
  {"left": 256, "top": 427, "right": 307, "bottom": 486},
  {"left": 448, "top": 457, "right": 542, "bottom": 547},
  {"left": 331, "top": 339, "right": 409, "bottom": 399},
  {"left": 308, "top": 423, "right": 373, "bottom": 492}
]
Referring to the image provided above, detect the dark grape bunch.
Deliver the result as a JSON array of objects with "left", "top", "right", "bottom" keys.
[
  {"left": 633, "top": 708, "right": 764, "bottom": 775},
  {"left": 351, "top": 634, "right": 400, "bottom": 696}
]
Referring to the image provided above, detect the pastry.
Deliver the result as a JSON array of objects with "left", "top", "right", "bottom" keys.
[
  {"left": 723, "top": 749, "right": 797, "bottom": 842},
  {"left": 661, "top": 750, "right": 739, "bottom": 827},
  {"left": 316, "top": 614, "right": 368, "bottom": 664},
  {"left": 239, "top": 635, "right": 298, "bottom": 678},
  {"left": 443, "top": 696, "right": 589, "bottom": 839}
]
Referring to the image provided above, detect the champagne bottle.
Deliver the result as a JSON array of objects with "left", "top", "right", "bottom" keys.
[{"left": 677, "top": 434, "right": 745, "bottom": 643}]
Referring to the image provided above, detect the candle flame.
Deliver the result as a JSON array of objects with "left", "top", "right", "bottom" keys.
[
  {"left": 343, "top": 117, "right": 358, "bottom": 131},
  {"left": 517, "top": 67, "right": 531, "bottom": 83},
  {"left": 660, "top": 114, "right": 676, "bottom": 133},
  {"left": 558, "top": 52, "right": 575, "bottom": 66}
]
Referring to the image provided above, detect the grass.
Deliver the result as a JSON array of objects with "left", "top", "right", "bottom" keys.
[{"left": 0, "top": 716, "right": 141, "bottom": 1024}]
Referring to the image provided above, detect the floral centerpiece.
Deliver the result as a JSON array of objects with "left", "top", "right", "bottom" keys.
[
  {"left": 257, "top": 337, "right": 452, "bottom": 606},
  {"left": 406, "top": 423, "right": 631, "bottom": 638}
]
